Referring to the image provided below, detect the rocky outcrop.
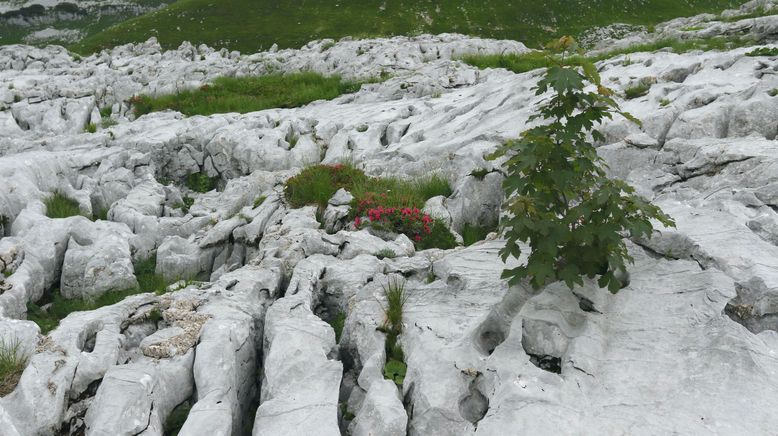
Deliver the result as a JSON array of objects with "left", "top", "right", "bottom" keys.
[{"left": 1, "top": 7, "right": 778, "bottom": 434}]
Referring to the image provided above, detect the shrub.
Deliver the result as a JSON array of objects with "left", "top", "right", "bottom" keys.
[
  {"left": 491, "top": 37, "right": 674, "bottom": 292},
  {"left": 746, "top": 47, "right": 778, "bottom": 57},
  {"left": 0, "top": 338, "right": 28, "bottom": 397},
  {"left": 130, "top": 73, "right": 379, "bottom": 117},
  {"left": 625, "top": 82, "right": 651, "bottom": 99},
  {"left": 44, "top": 193, "right": 82, "bottom": 219},
  {"left": 184, "top": 173, "right": 219, "bottom": 193}
]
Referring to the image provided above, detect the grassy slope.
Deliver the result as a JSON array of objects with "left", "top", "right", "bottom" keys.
[{"left": 73, "top": 0, "right": 743, "bottom": 54}]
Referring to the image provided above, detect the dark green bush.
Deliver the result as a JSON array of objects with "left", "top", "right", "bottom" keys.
[{"left": 184, "top": 173, "right": 219, "bottom": 193}]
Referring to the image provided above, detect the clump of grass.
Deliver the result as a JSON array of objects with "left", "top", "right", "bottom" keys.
[
  {"left": 99, "top": 106, "right": 112, "bottom": 118},
  {"left": 253, "top": 195, "right": 267, "bottom": 208},
  {"left": 681, "top": 25, "right": 705, "bottom": 31},
  {"left": 288, "top": 134, "right": 299, "bottom": 149},
  {"left": 330, "top": 312, "right": 346, "bottom": 343},
  {"left": 461, "top": 51, "right": 563, "bottom": 74},
  {"left": 469, "top": 168, "right": 490, "bottom": 180},
  {"left": 285, "top": 163, "right": 368, "bottom": 209},
  {"left": 415, "top": 221, "right": 457, "bottom": 251},
  {"left": 659, "top": 98, "right": 671, "bottom": 107},
  {"left": 746, "top": 47, "right": 778, "bottom": 57},
  {"left": 461, "top": 223, "right": 497, "bottom": 246},
  {"left": 378, "top": 278, "right": 408, "bottom": 386},
  {"left": 131, "top": 72, "right": 378, "bottom": 117},
  {"left": 164, "top": 401, "right": 192, "bottom": 436},
  {"left": 44, "top": 193, "right": 83, "bottom": 219},
  {"left": 92, "top": 207, "right": 109, "bottom": 221},
  {"left": 84, "top": 123, "right": 97, "bottom": 133},
  {"left": 184, "top": 173, "right": 219, "bottom": 193},
  {"left": 101, "top": 118, "right": 118, "bottom": 128},
  {"left": 375, "top": 248, "right": 396, "bottom": 260},
  {"left": 26, "top": 255, "right": 171, "bottom": 334},
  {"left": 625, "top": 82, "right": 651, "bottom": 99},
  {"left": 769, "top": 88, "right": 778, "bottom": 97},
  {"left": 0, "top": 338, "right": 28, "bottom": 397}
]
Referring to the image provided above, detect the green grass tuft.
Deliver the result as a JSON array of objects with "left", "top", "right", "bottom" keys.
[
  {"left": 0, "top": 338, "right": 28, "bottom": 397},
  {"left": 44, "top": 193, "right": 83, "bottom": 219},
  {"left": 330, "top": 312, "right": 346, "bottom": 343},
  {"left": 131, "top": 73, "right": 376, "bottom": 118},
  {"left": 625, "top": 83, "right": 651, "bottom": 99},
  {"left": 469, "top": 168, "right": 490, "bottom": 180},
  {"left": 184, "top": 173, "right": 219, "bottom": 193},
  {"left": 461, "top": 223, "right": 497, "bottom": 246},
  {"left": 253, "top": 195, "right": 267, "bottom": 208},
  {"left": 84, "top": 123, "right": 97, "bottom": 133},
  {"left": 375, "top": 248, "right": 397, "bottom": 260}
]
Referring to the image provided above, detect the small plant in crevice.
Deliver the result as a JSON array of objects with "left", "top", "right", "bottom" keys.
[
  {"left": 375, "top": 248, "right": 397, "bottom": 260},
  {"left": 163, "top": 400, "right": 192, "bottom": 436},
  {"left": 329, "top": 312, "right": 346, "bottom": 343},
  {"left": 0, "top": 338, "right": 28, "bottom": 397},
  {"left": 184, "top": 172, "right": 219, "bottom": 193},
  {"left": 173, "top": 196, "right": 195, "bottom": 213},
  {"left": 624, "top": 82, "right": 651, "bottom": 99},
  {"left": 101, "top": 118, "right": 118, "bottom": 128},
  {"left": 84, "top": 123, "right": 97, "bottom": 133},
  {"left": 769, "top": 88, "right": 778, "bottom": 97},
  {"left": 659, "top": 98, "right": 671, "bottom": 107},
  {"left": 377, "top": 278, "right": 409, "bottom": 386},
  {"left": 44, "top": 192, "right": 83, "bottom": 219},
  {"left": 253, "top": 195, "right": 267, "bottom": 208},
  {"left": 469, "top": 168, "right": 490, "bottom": 180},
  {"left": 288, "top": 134, "right": 299, "bottom": 149},
  {"left": 92, "top": 207, "right": 109, "bottom": 221},
  {"left": 461, "top": 222, "right": 498, "bottom": 246}
]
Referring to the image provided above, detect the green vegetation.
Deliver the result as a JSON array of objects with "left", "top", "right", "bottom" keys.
[
  {"left": 461, "top": 223, "right": 497, "bottom": 246},
  {"left": 101, "top": 118, "right": 118, "bottom": 128},
  {"left": 164, "top": 401, "right": 192, "bottom": 436},
  {"left": 746, "top": 46, "right": 778, "bottom": 56},
  {"left": 716, "top": 5, "right": 777, "bottom": 22},
  {"left": 415, "top": 221, "right": 457, "bottom": 251},
  {"left": 93, "top": 207, "right": 110, "bottom": 221},
  {"left": 330, "top": 312, "right": 346, "bottom": 343},
  {"left": 625, "top": 82, "right": 651, "bottom": 99},
  {"left": 681, "top": 25, "right": 705, "bottom": 31},
  {"left": 0, "top": 338, "right": 28, "bottom": 397},
  {"left": 130, "top": 73, "right": 375, "bottom": 117},
  {"left": 184, "top": 173, "right": 219, "bottom": 193},
  {"left": 253, "top": 195, "right": 267, "bottom": 208},
  {"left": 659, "top": 98, "right": 672, "bottom": 107},
  {"left": 84, "top": 123, "right": 97, "bottom": 133},
  {"left": 769, "top": 88, "right": 778, "bottom": 97},
  {"left": 378, "top": 278, "right": 408, "bottom": 386},
  {"left": 73, "top": 0, "right": 741, "bottom": 55},
  {"left": 469, "top": 168, "right": 491, "bottom": 181},
  {"left": 462, "top": 36, "right": 752, "bottom": 74},
  {"left": 284, "top": 163, "right": 451, "bottom": 210},
  {"left": 26, "top": 255, "right": 171, "bottom": 334},
  {"left": 99, "top": 106, "right": 113, "bottom": 118},
  {"left": 375, "top": 248, "right": 397, "bottom": 259},
  {"left": 491, "top": 37, "right": 674, "bottom": 292},
  {"left": 44, "top": 193, "right": 83, "bottom": 219}
]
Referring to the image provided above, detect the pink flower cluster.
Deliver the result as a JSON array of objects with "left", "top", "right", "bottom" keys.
[{"left": 354, "top": 200, "right": 434, "bottom": 243}]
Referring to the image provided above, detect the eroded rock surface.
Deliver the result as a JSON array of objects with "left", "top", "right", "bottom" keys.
[{"left": 1, "top": 4, "right": 778, "bottom": 434}]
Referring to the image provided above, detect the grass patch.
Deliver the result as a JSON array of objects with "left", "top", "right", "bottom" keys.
[
  {"left": 184, "top": 173, "right": 219, "bottom": 193},
  {"left": 375, "top": 248, "right": 397, "bottom": 259},
  {"left": 26, "top": 255, "right": 171, "bottom": 334},
  {"left": 659, "top": 98, "right": 671, "bottom": 107},
  {"left": 681, "top": 25, "right": 705, "bottom": 31},
  {"left": 44, "top": 193, "right": 83, "bottom": 219},
  {"left": 254, "top": 195, "right": 267, "bottom": 208},
  {"left": 460, "top": 51, "right": 584, "bottom": 74},
  {"left": 130, "top": 73, "right": 376, "bottom": 118},
  {"left": 101, "top": 118, "right": 118, "bottom": 128},
  {"left": 84, "top": 123, "right": 97, "bottom": 133},
  {"left": 716, "top": 6, "right": 777, "bottom": 22},
  {"left": 625, "top": 82, "right": 651, "bottom": 99},
  {"left": 461, "top": 223, "right": 497, "bottom": 246},
  {"left": 746, "top": 47, "right": 778, "bottom": 56},
  {"left": 73, "top": 0, "right": 741, "bottom": 54},
  {"left": 164, "top": 401, "right": 192, "bottom": 436},
  {"left": 469, "top": 168, "right": 490, "bottom": 180},
  {"left": 0, "top": 338, "right": 28, "bottom": 397}
]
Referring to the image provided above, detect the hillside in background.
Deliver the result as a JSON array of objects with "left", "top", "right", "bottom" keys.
[{"left": 73, "top": 0, "right": 744, "bottom": 54}]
